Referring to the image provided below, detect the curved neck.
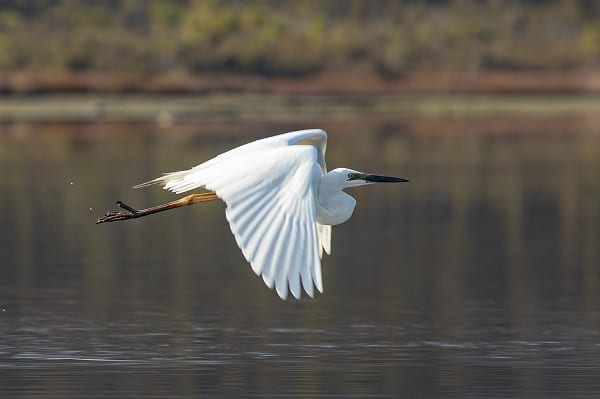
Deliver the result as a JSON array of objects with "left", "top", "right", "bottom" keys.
[{"left": 316, "top": 172, "right": 357, "bottom": 226}]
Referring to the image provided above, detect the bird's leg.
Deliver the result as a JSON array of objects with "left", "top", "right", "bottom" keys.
[{"left": 96, "top": 192, "right": 219, "bottom": 224}]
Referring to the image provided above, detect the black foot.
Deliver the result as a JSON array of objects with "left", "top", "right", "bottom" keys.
[
  {"left": 96, "top": 200, "right": 140, "bottom": 224},
  {"left": 115, "top": 200, "right": 139, "bottom": 214}
]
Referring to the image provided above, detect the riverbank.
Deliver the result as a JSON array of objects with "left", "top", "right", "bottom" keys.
[{"left": 1, "top": 92, "right": 599, "bottom": 124}]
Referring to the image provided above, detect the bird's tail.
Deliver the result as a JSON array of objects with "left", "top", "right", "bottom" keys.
[
  {"left": 132, "top": 176, "right": 164, "bottom": 189},
  {"left": 133, "top": 169, "right": 199, "bottom": 194}
]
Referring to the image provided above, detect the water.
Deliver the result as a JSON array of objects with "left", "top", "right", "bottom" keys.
[{"left": 1, "top": 116, "right": 599, "bottom": 398}]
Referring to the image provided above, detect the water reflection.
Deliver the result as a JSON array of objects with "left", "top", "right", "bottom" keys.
[{"left": 1, "top": 119, "right": 599, "bottom": 397}]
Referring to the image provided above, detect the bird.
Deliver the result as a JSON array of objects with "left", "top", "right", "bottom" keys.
[{"left": 97, "top": 129, "right": 408, "bottom": 299}]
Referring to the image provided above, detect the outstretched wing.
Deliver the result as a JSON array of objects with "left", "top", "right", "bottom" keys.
[{"left": 136, "top": 129, "right": 329, "bottom": 299}]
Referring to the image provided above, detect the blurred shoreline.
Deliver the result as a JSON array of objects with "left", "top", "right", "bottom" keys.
[
  {"left": 1, "top": 93, "right": 599, "bottom": 137},
  {"left": 1, "top": 92, "right": 599, "bottom": 124},
  {"left": 3, "top": 71, "right": 599, "bottom": 128}
]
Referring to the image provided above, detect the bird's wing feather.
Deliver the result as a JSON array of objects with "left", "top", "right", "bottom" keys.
[
  {"left": 317, "top": 223, "right": 332, "bottom": 256},
  {"left": 133, "top": 130, "right": 330, "bottom": 299},
  {"left": 134, "top": 128, "right": 332, "bottom": 273},
  {"left": 215, "top": 145, "right": 323, "bottom": 299},
  {"left": 144, "top": 140, "right": 325, "bottom": 299},
  {"left": 134, "top": 129, "right": 327, "bottom": 191}
]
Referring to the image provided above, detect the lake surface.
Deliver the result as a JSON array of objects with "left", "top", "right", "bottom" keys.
[{"left": 1, "top": 112, "right": 599, "bottom": 398}]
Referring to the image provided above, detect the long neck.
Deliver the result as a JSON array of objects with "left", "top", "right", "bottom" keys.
[{"left": 316, "top": 173, "right": 357, "bottom": 226}]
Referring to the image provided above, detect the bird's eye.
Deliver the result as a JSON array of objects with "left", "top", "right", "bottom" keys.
[{"left": 347, "top": 173, "right": 357, "bottom": 180}]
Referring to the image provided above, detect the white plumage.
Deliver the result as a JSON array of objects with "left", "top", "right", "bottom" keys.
[{"left": 131, "top": 129, "right": 408, "bottom": 300}]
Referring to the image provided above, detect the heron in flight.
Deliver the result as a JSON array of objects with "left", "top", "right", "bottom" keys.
[{"left": 97, "top": 129, "right": 408, "bottom": 299}]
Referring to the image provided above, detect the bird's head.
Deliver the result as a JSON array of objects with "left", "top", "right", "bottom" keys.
[{"left": 328, "top": 168, "right": 409, "bottom": 189}]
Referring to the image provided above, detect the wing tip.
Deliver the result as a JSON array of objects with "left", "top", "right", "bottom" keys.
[
  {"left": 270, "top": 274, "right": 325, "bottom": 300},
  {"left": 275, "top": 285, "right": 289, "bottom": 300}
]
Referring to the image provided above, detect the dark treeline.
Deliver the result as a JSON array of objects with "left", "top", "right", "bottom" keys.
[{"left": 1, "top": 0, "right": 599, "bottom": 77}]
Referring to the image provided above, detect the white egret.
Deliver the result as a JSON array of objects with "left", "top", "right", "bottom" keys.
[{"left": 97, "top": 129, "right": 408, "bottom": 299}]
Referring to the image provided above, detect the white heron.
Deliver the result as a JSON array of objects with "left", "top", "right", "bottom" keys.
[{"left": 97, "top": 129, "right": 408, "bottom": 299}]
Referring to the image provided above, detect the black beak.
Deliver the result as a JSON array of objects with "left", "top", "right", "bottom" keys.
[{"left": 365, "top": 174, "right": 410, "bottom": 183}]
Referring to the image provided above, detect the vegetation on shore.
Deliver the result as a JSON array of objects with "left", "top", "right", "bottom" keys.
[{"left": 1, "top": 0, "right": 599, "bottom": 81}]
